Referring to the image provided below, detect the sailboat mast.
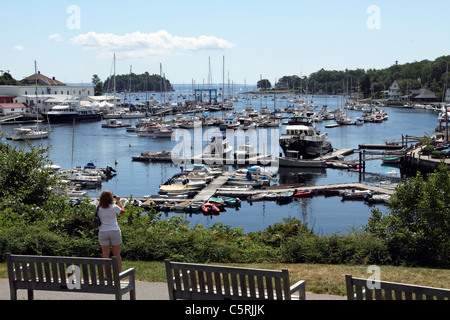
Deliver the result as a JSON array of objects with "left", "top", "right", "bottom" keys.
[{"left": 34, "top": 61, "right": 38, "bottom": 114}]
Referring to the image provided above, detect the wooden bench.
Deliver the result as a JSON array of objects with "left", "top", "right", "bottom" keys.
[
  {"left": 165, "top": 260, "right": 306, "bottom": 300},
  {"left": 6, "top": 253, "right": 136, "bottom": 300},
  {"left": 345, "top": 274, "right": 450, "bottom": 300}
]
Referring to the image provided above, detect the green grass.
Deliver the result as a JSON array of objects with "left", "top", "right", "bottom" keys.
[{"left": 4, "top": 261, "right": 447, "bottom": 297}]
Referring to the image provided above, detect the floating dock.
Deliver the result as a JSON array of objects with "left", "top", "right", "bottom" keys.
[
  {"left": 190, "top": 171, "right": 234, "bottom": 203},
  {"left": 358, "top": 144, "right": 404, "bottom": 150},
  {"left": 215, "top": 182, "right": 395, "bottom": 199}
]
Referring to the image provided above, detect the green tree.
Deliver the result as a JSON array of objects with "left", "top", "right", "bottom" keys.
[
  {"left": 366, "top": 163, "right": 450, "bottom": 267},
  {"left": 0, "top": 73, "right": 19, "bottom": 86},
  {"left": 257, "top": 79, "right": 271, "bottom": 90},
  {"left": 0, "top": 143, "right": 63, "bottom": 227},
  {"left": 92, "top": 74, "right": 104, "bottom": 96}
]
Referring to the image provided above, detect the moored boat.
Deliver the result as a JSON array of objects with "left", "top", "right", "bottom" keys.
[
  {"left": 293, "top": 189, "right": 313, "bottom": 198},
  {"left": 217, "top": 196, "right": 241, "bottom": 207},
  {"left": 44, "top": 98, "right": 101, "bottom": 124},
  {"left": 279, "top": 115, "right": 333, "bottom": 159},
  {"left": 341, "top": 189, "right": 372, "bottom": 201},
  {"left": 201, "top": 202, "right": 220, "bottom": 215}
]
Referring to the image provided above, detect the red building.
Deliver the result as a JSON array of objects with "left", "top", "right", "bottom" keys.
[{"left": 0, "top": 96, "right": 15, "bottom": 103}]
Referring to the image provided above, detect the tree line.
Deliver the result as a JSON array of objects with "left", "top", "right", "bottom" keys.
[
  {"left": 256, "top": 55, "right": 450, "bottom": 100},
  {"left": 102, "top": 72, "right": 174, "bottom": 95}
]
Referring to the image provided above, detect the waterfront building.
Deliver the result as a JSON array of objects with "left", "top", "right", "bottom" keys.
[
  {"left": 0, "top": 103, "right": 30, "bottom": 115},
  {"left": 387, "top": 80, "right": 401, "bottom": 101},
  {"left": 0, "top": 71, "right": 94, "bottom": 113}
]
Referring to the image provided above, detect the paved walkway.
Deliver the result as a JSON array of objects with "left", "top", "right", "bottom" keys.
[{"left": 0, "top": 278, "right": 345, "bottom": 300}]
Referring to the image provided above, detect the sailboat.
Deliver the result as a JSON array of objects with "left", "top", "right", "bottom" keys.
[{"left": 9, "top": 61, "right": 50, "bottom": 141}]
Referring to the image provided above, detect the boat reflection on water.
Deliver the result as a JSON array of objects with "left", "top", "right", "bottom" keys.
[{"left": 277, "top": 166, "right": 327, "bottom": 186}]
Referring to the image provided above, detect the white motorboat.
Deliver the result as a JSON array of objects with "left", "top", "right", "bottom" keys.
[
  {"left": 102, "top": 119, "right": 131, "bottom": 128},
  {"left": 137, "top": 125, "right": 173, "bottom": 138},
  {"left": 202, "top": 133, "right": 233, "bottom": 159}
]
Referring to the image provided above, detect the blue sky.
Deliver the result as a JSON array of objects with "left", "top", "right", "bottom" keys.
[{"left": 2, "top": 0, "right": 450, "bottom": 85}]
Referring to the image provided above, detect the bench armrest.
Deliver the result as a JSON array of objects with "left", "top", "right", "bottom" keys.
[
  {"left": 119, "top": 268, "right": 136, "bottom": 281},
  {"left": 290, "top": 280, "right": 306, "bottom": 300}
]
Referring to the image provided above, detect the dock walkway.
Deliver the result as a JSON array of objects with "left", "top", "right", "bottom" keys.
[
  {"left": 191, "top": 171, "right": 234, "bottom": 203},
  {"left": 216, "top": 182, "right": 396, "bottom": 198}
]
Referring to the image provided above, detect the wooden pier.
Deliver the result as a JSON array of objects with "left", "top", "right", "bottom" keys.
[{"left": 191, "top": 171, "right": 234, "bottom": 203}]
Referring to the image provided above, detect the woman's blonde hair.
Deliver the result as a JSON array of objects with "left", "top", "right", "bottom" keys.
[{"left": 98, "top": 190, "right": 114, "bottom": 209}]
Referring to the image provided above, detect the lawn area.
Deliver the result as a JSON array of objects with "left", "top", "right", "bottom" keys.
[{"left": 3, "top": 261, "right": 446, "bottom": 297}]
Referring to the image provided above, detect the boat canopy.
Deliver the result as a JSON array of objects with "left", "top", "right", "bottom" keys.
[{"left": 286, "top": 125, "right": 312, "bottom": 131}]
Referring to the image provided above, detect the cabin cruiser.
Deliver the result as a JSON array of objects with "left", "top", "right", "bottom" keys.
[
  {"left": 44, "top": 98, "right": 101, "bottom": 124},
  {"left": 202, "top": 132, "right": 233, "bottom": 159},
  {"left": 279, "top": 115, "right": 333, "bottom": 159}
]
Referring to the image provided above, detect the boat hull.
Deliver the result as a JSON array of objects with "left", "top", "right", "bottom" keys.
[
  {"left": 280, "top": 138, "right": 333, "bottom": 159},
  {"left": 44, "top": 114, "right": 102, "bottom": 124}
]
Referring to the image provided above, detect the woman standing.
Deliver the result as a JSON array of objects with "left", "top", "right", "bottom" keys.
[{"left": 97, "top": 190, "right": 125, "bottom": 272}]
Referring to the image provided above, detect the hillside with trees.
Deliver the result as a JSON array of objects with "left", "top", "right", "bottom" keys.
[{"left": 269, "top": 55, "right": 450, "bottom": 100}]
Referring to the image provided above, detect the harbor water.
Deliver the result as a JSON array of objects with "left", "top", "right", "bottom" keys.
[{"left": 0, "top": 89, "right": 441, "bottom": 234}]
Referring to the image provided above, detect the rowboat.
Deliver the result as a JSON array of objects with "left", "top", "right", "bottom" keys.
[
  {"left": 248, "top": 193, "right": 266, "bottom": 202},
  {"left": 208, "top": 197, "right": 226, "bottom": 209},
  {"left": 278, "top": 191, "right": 294, "bottom": 202},
  {"left": 184, "top": 201, "right": 203, "bottom": 213},
  {"left": 217, "top": 196, "right": 241, "bottom": 207},
  {"left": 172, "top": 201, "right": 192, "bottom": 212}
]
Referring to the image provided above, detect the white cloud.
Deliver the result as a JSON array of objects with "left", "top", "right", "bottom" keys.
[
  {"left": 48, "top": 34, "right": 64, "bottom": 42},
  {"left": 13, "top": 45, "right": 24, "bottom": 52},
  {"left": 68, "top": 30, "right": 235, "bottom": 58}
]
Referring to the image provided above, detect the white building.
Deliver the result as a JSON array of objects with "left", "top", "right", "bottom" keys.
[
  {"left": 0, "top": 103, "right": 30, "bottom": 115},
  {"left": 388, "top": 80, "right": 402, "bottom": 101},
  {"left": 0, "top": 71, "right": 94, "bottom": 112}
]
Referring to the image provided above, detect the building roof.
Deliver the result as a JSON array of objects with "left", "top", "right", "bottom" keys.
[
  {"left": 411, "top": 88, "right": 436, "bottom": 99},
  {"left": 0, "top": 103, "right": 27, "bottom": 109},
  {"left": 20, "top": 72, "right": 66, "bottom": 86}
]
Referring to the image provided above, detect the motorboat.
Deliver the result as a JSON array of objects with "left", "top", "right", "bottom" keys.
[
  {"left": 44, "top": 98, "right": 101, "bottom": 124},
  {"left": 102, "top": 119, "right": 131, "bottom": 128},
  {"left": 158, "top": 184, "right": 197, "bottom": 195},
  {"left": 183, "top": 164, "right": 223, "bottom": 177},
  {"left": 341, "top": 189, "right": 372, "bottom": 201},
  {"left": 202, "top": 132, "right": 233, "bottom": 159},
  {"left": 279, "top": 116, "right": 333, "bottom": 159},
  {"left": 233, "top": 145, "right": 272, "bottom": 163},
  {"left": 365, "top": 194, "right": 391, "bottom": 204},
  {"left": 132, "top": 150, "right": 172, "bottom": 162},
  {"left": 137, "top": 125, "right": 173, "bottom": 138}
]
